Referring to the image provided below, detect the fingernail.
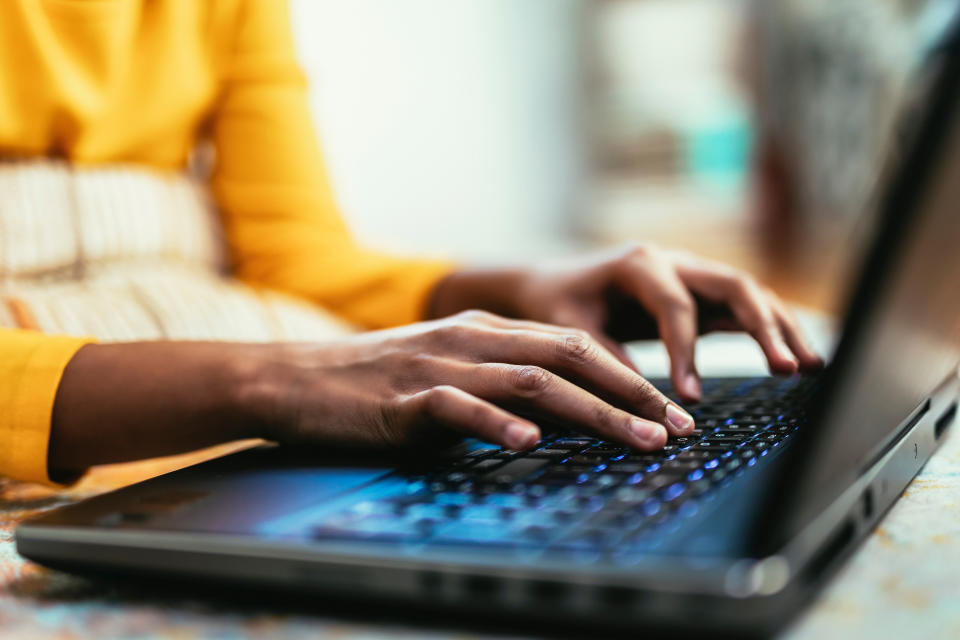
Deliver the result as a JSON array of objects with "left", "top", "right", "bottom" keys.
[
  {"left": 683, "top": 373, "right": 702, "bottom": 399},
  {"left": 630, "top": 418, "right": 666, "bottom": 443},
  {"left": 505, "top": 422, "right": 538, "bottom": 450},
  {"left": 665, "top": 403, "right": 694, "bottom": 433}
]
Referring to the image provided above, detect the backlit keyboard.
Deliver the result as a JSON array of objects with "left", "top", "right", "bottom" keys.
[{"left": 309, "top": 375, "right": 819, "bottom": 552}]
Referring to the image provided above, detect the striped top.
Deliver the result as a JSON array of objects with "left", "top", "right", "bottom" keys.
[{"left": 0, "top": 0, "right": 454, "bottom": 485}]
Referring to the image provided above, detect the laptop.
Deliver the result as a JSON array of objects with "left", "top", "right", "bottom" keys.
[{"left": 16, "top": 5, "right": 960, "bottom": 636}]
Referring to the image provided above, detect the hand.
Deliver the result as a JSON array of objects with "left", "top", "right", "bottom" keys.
[
  {"left": 430, "top": 244, "right": 823, "bottom": 403},
  {"left": 256, "top": 310, "right": 695, "bottom": 451},
  {"left": 50, "top": 311, "right": 697, "bottom": 476}
]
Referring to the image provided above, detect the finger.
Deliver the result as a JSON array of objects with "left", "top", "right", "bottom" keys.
[
  {"left": 549, "top": 308, "right": 641, "bottom": 373},
  {"left": 468, "top": 329, "right": 693, "bottom": 436},
  {"left": 769, "top": 298, "right": 823, "bottom": 370},
  {"left": 452, "top": 362, "right": 688, "bottom": 450},
  {"left": 459, "top": 307, "right": 642, "bottom": 373},
  {"left": 677, "top": 264, "right": 799, "bottom": 374},
  {"left": 590, "top": 331, "right": 640, "bottom": 373},
  {"left": 613, "top": 251, "right": 701, "bottom": 401},
  {"left": 398, "top": 385, "right": 541, "bottom": 450}
]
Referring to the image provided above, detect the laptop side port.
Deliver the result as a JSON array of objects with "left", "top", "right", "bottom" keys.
[
  {"left": 934, "top": 401, "right": 957, "bottom": 440},
  {"left": 861, "top": 486, "right": 874, "bottom": 520}
]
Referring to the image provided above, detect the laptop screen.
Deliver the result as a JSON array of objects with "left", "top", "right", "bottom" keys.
[{"left": 758, "top": 0, "right": 960, "bottom": 549}]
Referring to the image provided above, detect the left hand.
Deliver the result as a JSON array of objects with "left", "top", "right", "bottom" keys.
[{"left": 431, "top": 244, "right": 823, "bottom": 403}]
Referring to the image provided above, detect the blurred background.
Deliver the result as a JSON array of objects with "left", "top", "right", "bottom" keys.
[{"left": 290, "top": 0, "right": 937, "bottom": 314}]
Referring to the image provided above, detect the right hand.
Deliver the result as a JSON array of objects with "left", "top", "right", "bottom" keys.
[{"left": 251, "top": 310, "right": 695, "bottom": 452}]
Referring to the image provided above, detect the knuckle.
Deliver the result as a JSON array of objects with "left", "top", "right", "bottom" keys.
[
  {"left": 632, "top": 378, "right": 663, "bottom": 407},
  {"left": 623, "top": 241, "right": 655, "bottom": 261},
  {"left": 429, "top": 321, "right": 472, "bottom": 346},
  {"left": 407, "top": 352, "right": 437, "bottom": 373},
  {"left": 512, "top": 365, "right": 553, "bottom": 395},
  {"left": 746, "top": 313, "right": 777, "bottom": 336},
  {"left": 761, "top": 317, "right": 781, "bottom": 336},
  {"left": 732, "top": 274, "right": 759, "bottom": 297},
  {"left": 466, "top": 401, "right": 492, "bottom": 426},
  {"left": 661, "top": 292, "right": 695, "bottom": 315},
  {"left": 595, "top": 403, "right": 624, "bottom": 429},
  {"left": 389, "top": 352, "right": 444, "bottom": 389},
  {"left": 710, "top": 261, "right": 741, "bottom": 280},
  {"left": 422, "top": 385, "right": 457, "bottom": 413},
  {"left": 557, "top": 333, "right": 599, "bottom": 365},
  {"left": 455, "top": 309, "right": 497, "bottom": 324}
]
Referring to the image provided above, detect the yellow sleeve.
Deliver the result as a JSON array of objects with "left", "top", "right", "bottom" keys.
[
  {"left": 210, "top": 0, "right": 455, "bottom": 330},
  {"left": 0, "top": 330, "right": 94, "bottom": 485}
]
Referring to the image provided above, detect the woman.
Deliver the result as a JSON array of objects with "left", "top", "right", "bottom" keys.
[{"left": 0, "top": 0, "right": 820, "bottom": 486}]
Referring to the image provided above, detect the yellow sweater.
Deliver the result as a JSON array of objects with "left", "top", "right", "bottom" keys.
[{"left": 0, "top": 0, "right": 453, "bottom": 484}]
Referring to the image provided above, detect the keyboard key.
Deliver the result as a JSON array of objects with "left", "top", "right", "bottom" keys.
[
  {"left": 480, "top": 458, "right": 550, "bottom": 484},
  {"left": 722, "top": 458, "right": 743, "bottom": 473},
  {"left": 705, "top": 436, "right": 746, "bottom": 445},
  {"left": 606, "top": 463, "right": 645, "bottom": 474},
  {"left": 676, "top": 450, "right": 715, "bottom": 461},
  {"left": 432, "top": 521, "right": 522, "bottom": 546},
  {"left": 620, "top": 453, "right": 668, "bottom": 463},
  {"left": 711, "top": 431, "right": 751, "bottom": 439},
  {"left": 659, "top": 459, "right": 703, "bottom": 473},
  {"left": 472, "top": 459, "right": 503, "bottom": 471},
  {"left": 660, "top": 482, "right": 687, "bottom": 502},
  {"left": 612, "top": 486, "right": 651, "bottom": 504},
  {"left": 435, "top": 492, "right": 473, "bottom": 506},
  {"left": 557, "top": 464, "right": 597, "bottom": 475},
  {"left": 531, "top": 472, "right": 587, "bottom": 486},
  {"left": 527, "top": 448, "right": 571, "bottom": 458},
  {"left": 552, "top": 438, "right": 593, "bottom": 448},
  {"left": 639, "top": 475, "right": 674, "bottom": 490},
  {"left": 692, "top": 442, "right": 734, "bottom": 451},
  {"left": 567, "top": 454, "right": 609, "bottom": 465},
  {"left": 466, "top": 448, "right": 496, "bottom": 458}
]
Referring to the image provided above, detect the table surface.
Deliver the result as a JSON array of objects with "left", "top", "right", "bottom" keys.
[{"left": 2, "top": 331, "right": 959, "bottom": 639}]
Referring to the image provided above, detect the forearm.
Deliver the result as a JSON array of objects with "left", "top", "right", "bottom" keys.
[
  {"left": 48, "top": 342, "right": 273, "bottom": 480},
  {"left": 427, "top": 267, "right": 530, "bottom": 320}
]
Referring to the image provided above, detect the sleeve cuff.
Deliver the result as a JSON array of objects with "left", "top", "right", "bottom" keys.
[{"left": 0, "top": 331, "right": 96, "bottom": 486}]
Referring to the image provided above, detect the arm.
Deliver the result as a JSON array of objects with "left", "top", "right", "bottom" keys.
[
  {"left": 210, "top": 0, "right": 453, "bottom": 329},
  {"left": 48, "top": 315, "right": 698, "bottom": 480},
  {"left": 48, "top": 342, "right": 261, "bottom": 477}
]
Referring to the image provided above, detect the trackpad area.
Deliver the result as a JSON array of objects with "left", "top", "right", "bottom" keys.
[{"left": 36, "top": 445, "right": 398, "bottom": 536}]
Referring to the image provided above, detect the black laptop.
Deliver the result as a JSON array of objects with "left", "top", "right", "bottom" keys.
[{"left": 16, "top": 5, "right": 960, "bottom": 637}]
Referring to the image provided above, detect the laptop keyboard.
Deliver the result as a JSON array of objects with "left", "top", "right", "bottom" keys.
[{"left": 309, "top": 375, "right": 819, "bottom": 552}]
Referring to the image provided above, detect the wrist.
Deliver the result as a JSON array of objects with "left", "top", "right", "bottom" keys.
[
  {"left": 225, "top": 345, "right": 296, "bottom": 442},
  {"left": 427, "top": 267, "right": 532, "bottom": 319}
]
